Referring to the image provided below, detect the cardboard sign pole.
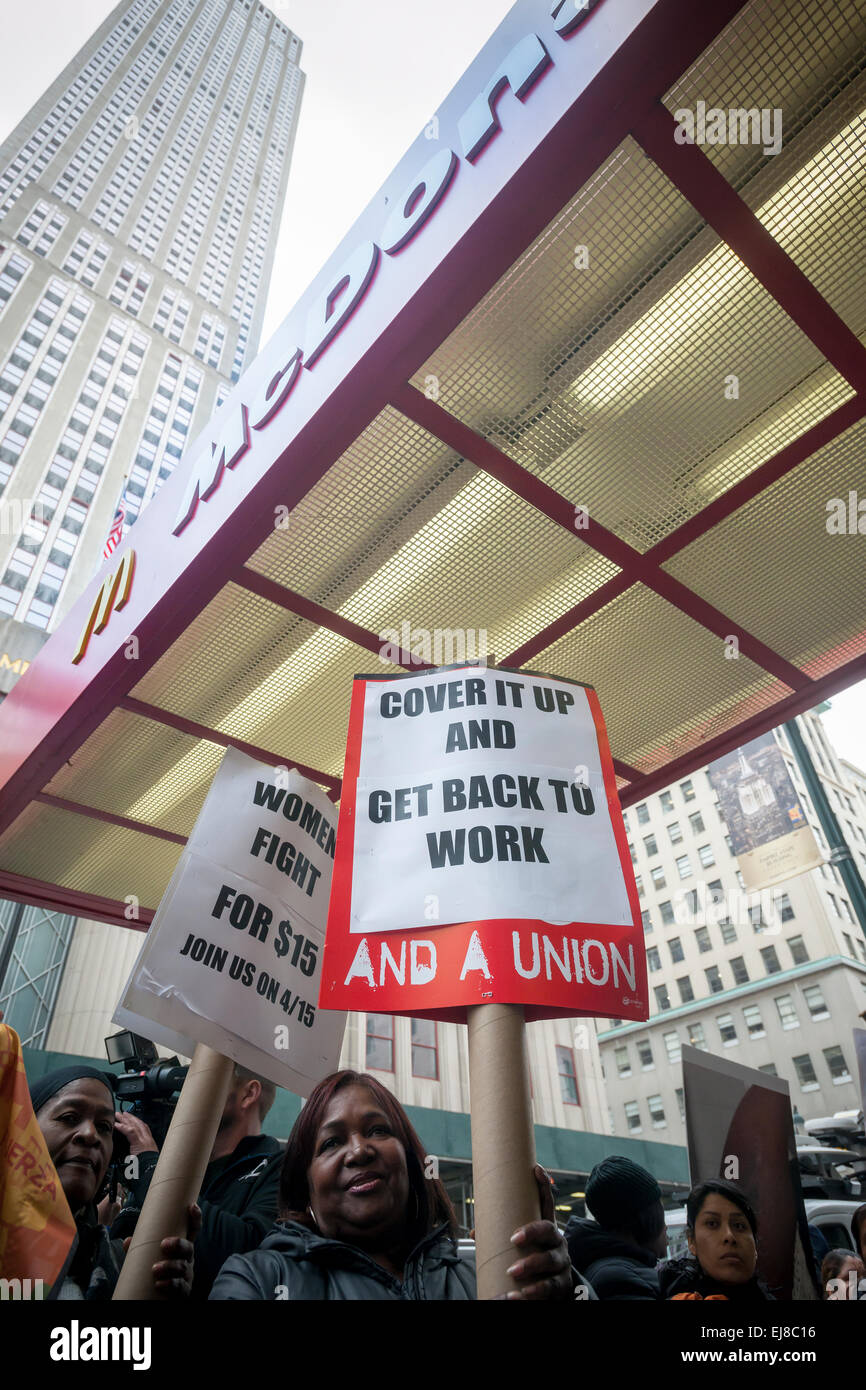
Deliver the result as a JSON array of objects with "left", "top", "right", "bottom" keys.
[
  {"left": 112, "top": 1043, "right": 234, "bottom": 1301},
  {"left": 467, "top": 1001, "right": 540, "bottom": 1299}
]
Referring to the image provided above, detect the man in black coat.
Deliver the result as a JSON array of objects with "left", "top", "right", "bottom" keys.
[
  {"left": 565, "top": 1156, "right": 667, "bottom": 1300},
  {"left": 114, "top": 1064, "right": 283, "bottom": 1297}
]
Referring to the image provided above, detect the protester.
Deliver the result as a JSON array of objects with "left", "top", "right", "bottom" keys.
[
  {"left": 31, "top": 1064, "right": 197, "bottom": 1299},
  {"left": 114, "top": 1062, "right": 284, "bottom": 1297},
  {"left": 564, "top": 1156, "right": 666, "bottom": 1299},
  {"left": 659, "top": 1178, "right": 773, "bottom": 1301},
  {"left": 821, "top": 1248, "right": 865, "bottom": 1300},
  {"left": 210, "top": 1069, "right": 580, "bottom": 1300}
]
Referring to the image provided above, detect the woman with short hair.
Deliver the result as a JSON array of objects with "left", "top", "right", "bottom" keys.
[{"left": 211, "top": 1069, "right": 578, "bottom": 1300}]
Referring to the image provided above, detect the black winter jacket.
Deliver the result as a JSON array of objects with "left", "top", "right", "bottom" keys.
[
  {"left": 118, "top": 1133, "right": 284, "bottom": 1298},
  {"left": 564, "top": 1217, "right": 661, "bottom": 1300},
  {"left": 659, "top": 1254, "right": 774, "bottom": 1301},
  {"left": 210, "top": 1220, "right": 476, "bottom": 1300}
]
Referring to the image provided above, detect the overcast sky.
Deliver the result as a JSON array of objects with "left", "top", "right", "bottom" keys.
[{"left": 1, "top": 1, "right": 863, "bottom": 772}]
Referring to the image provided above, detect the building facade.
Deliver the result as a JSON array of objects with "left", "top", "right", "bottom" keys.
[
  {"left": 597, "top": 710, "right": 866, "bottom": 1145},
  {"left": 0, "top": 0, "right": 303, "bottom": 628},
  {"left": 0, "top": 0, "right": 303, "bottom": 1040}
]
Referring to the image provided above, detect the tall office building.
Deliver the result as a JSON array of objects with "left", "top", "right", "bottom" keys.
[
  {"left": 597, "top": 710, "right": 866, "bottom": 1145},
  {"left": 0, "top": 0, "right": 303, "bottom": 631},
  {"left": 0, "top": 0, "right": 304, "bottom": 1044}
]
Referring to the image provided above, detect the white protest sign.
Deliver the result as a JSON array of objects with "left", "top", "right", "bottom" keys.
[
  {"left": 351, "top": 667, "right": 632, "bottom": 934},
  {"left": 115, "top": 747, "right": 345, "bottom": 1094}
]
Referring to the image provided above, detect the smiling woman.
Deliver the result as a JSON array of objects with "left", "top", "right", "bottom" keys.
[{"left": 210, "top": 1069, "right": 581, "bottom": 1301}]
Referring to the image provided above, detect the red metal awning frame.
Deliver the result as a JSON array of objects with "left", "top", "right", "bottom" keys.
[{"left": 1, "top": 0, "right": 864, "bottom": 928}]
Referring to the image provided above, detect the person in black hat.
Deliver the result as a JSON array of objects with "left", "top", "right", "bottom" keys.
[
  {"left": 564, "top": 1155, "right": 667, "bottom": 1299},
  {"left": 30, "top": 1064, "right": 198, "bottom": 1299}
]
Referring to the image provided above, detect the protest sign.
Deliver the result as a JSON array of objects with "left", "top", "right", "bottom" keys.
[
  {"left": 320, "top": 664, "right": 645, "bottom": 1023},
  {"left": 682, "top": 1044, "right": 819, "bottom": 1300},
  {"left": 115, "top": 747, "right": 345, "bottom": 1094},
  {"left": 706, "top": 732, "right": 822, "bottom": 893}
]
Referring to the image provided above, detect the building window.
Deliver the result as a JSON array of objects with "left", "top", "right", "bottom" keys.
[
  {"left": 628, "top": 841, "right": 637, "bottom": 863},
  {"left": 651, "top": 865, "right": 666, "bottom": 889},
  {"left": 775, "top": 892, "right": 795, "bottom": 922},
  {"left": 760, "top": 945, "right": 781, "bottom": 975},
  {"left": 365, "top": 1013, "right": 394, "bottom": 1071},
  {"left": 787, "top": 935, "right": 809, "bottom": 966},
  {"left": 675, "top": 854, "right": 692, "bottom": 880},
  {"left": 635, "top": 874, "right": 644, "bottom": 898},
  {"left": 624, "top": 1101, "right": 641, "bottom": 1131},
  {"left": 646, "top": 946, "right": 661, "bottom": 972},
  {"left": 793, "top": 1053, "right": 819, "bottom": 1089},
  {"left": 680, "top": 779, "right": 695, "bottom": 802},
  {"left": 742, "top": 1004, "right": 765, "bottom": 1037},
  {"left": 823, "top": 1045, "right": 850, "bottom": 1084},
  {"left": 717, "top": 1013, "right": 737, "bottom": 1045},
  {"left": 695, "top": 927, "right": 711, "bottom": 953},
  {"left": 775, "top": 994, "right": 798, "bottom": 1030},
  {"left": 0, "top": 901, "right": 75, "bottom": 1046},
  {"left": 668, "top": 937, "right": 684, "bottom": 964},
  {"left": 636, "top": 1039, "right": 653, "bottom": 1070},
  {"left": 659, "top": 900, "right": 675, "bottom": 926},
  {"left": 802, "top": 984, "right": 829, "bottom": 1020},
  {"left": 687, "top": 1022, "right": 707, "bottom": 1050},
  {"left": 667, "top": 821, "right": 683, "bottom": 845},
  {"left": 720, "top": 921, "right": 738, "bottom": 945},
  {"left": 677, "top": 975, "right": 694, "bottom": 1004},
  {"left": 758, "top": 1062, "right": 778, "bottom": 1077},
  {"left": 828, "top": 893, "right": 840, "bottom": 917},
  {"left": 614, "top": 1044, "right": 631, "bottom": 1077},
  {"left": 641, "top": 910, "right": 652, "bottom": 934},
  {"left": 556, "top": 1045, "right": 580, "bottom": 1105},
  {"left": 643, "top": 834, "right": 658, "bottom": 857},
  {"left": 663, "top": 1030, "right": 681, "bottom": 1064},
  {"left": 654, "top": 984, "right": 671, "bottom": 1012},
  {"left": 843, "top": 932, "right": 854, "bottom": 956},
  {"left": 410, "top": 1017, "right": 438, "bottom": 1079},
  {"left": 647, "top": 1094, "right": 666, "bottom": 1128},
  {"left": 636, "top": 803, "right": 649, "bottom": 825},
  {"left": 688, "top": 811, "right": 705, "bottom": 835},
  {"left": 705, "top": 965, "right": 723, "bottom": 994},
  {"left": 660, "top": 791, "right": 674, "bottom": 813},
  {"left": 698, "top": 844, "right": 715, "bottom": 869},
  {"left": 675, "top": 1088, "right": 685, "bottom": 1121}
]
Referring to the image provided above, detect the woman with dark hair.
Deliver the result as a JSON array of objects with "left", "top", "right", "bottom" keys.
[
  {"left": 659, "top": 1178, "right": 772, "bottom": 1302},
  {"left": 820, "top": 1248, "right": 865, "bottom": 1300},
  {"left": 210, "top": 1069, "right": 577, "bottom": 1300},
  {"left": 31, "top": 1064, "right": 198, "bottom": 1299}
]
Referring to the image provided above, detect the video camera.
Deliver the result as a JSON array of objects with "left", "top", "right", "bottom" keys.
[{"left": 105, "top": 1028, "right": 188, "bottom": 1155}]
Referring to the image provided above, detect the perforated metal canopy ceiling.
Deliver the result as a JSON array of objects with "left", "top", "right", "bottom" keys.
[{"left": 1, "top": 0, "right": 865, "bottom": 928}]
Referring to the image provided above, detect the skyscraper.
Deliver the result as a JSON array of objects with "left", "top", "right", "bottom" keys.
[
  {"left": 0, "top": 0, "right": 304, "bottom": 632},
  {"left": 0, "top": 0, "right": 304, "bottom": 1045}
]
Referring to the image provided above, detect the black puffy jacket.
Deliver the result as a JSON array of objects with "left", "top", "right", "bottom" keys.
[
  {"left": 210, "top": 1220, "right": 476, "bottom": 1300},
  {"left": 564, "top": 1216, "right": 661, "bottom": 1300},
  {"left": 659, "top": 1254, "right": 774, "bottom": 1301}
]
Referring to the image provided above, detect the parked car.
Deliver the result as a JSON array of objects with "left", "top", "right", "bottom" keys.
[{"left": 796, "top": 1145, "right": 866, "bottom": 1200}]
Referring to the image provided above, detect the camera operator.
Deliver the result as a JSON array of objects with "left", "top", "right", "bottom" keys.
[{"left": 114, "top": 1063, "right": 283, "bottom": 1298}]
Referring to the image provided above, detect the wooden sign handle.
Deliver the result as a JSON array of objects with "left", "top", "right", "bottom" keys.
[
  {"left": 467, "top": 1002, "right": 541, "bottom": 1299},
  {"left": 112, "top": 1043, "right": 235, "bottom": 1300}
]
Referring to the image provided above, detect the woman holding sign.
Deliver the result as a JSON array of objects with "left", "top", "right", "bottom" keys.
[{"left": 210, "top": 1069, "right": 579, "bottom": 1300}]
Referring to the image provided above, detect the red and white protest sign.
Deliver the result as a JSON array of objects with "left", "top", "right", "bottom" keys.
[{"left": 320, "top": 665, "right": 647, "bottom": 1022}]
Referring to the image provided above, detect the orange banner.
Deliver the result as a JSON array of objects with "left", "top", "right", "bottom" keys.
[{"left": 0, "top": 1025, "right": 77, "bottom": 1294}]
